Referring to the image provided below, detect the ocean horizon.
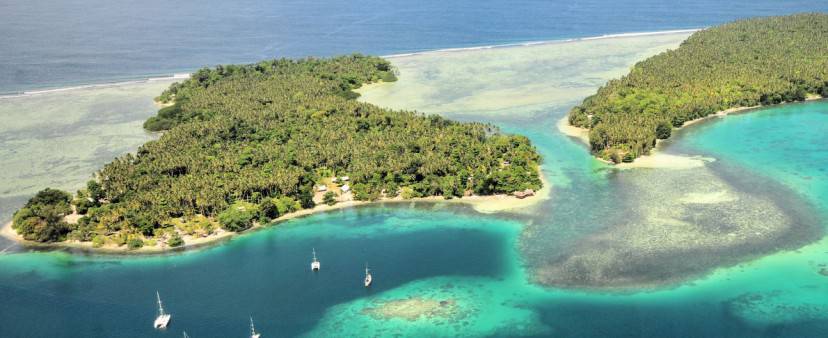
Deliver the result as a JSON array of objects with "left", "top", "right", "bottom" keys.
[
  {"left": 3, "top": 0, "right": 828, "bottom": 93},
  {"left": 0, "top": 28, "right": 701, "bottom": 98}
]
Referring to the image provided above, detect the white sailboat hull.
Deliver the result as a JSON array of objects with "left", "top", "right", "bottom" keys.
[{"left": 154, "top": 314, "right": 171, "bottom": 329}]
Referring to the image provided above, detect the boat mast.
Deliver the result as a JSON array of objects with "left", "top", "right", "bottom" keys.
[
  {"left": 310, "top": 248, "right": 321, "bottom": 271},
  {"left": 250, "top": 316, "right": 257, "bottom": 336},
  {"left": 157, "top": 291, "right": 166, "bottom": 316}
]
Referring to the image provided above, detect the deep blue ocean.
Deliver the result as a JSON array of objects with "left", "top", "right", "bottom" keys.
[{"left": 2, "top": 0, "right": 828, "bottom": 93}]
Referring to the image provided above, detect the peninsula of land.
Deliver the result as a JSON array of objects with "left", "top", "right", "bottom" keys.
[
  {"left": 567, "top": 13, "right": 828, "bottom": 163},
  {"left": 557, "top": 95, "right": 824, "bottom": 170},
  {"left": 5, "top": 55, "right": 545, "bottom": 253}
]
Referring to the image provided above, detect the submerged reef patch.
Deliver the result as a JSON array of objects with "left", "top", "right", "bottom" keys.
[
  {"left": 303, "top": 277, "right": 551, "bottom": 337},
  {"left": 362, "top": 298, "right": 460, "bottom": 321},
  {"left": 529, "top": 163, "right": 823, "bottom": 289}
]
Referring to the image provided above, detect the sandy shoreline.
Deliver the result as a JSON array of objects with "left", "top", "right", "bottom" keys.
[
  {"left": 556, "top": 97, "right": 825, "bottom": 170},
  {"left": 556, "top": 115, "right": 712, "bottom": 169},
  {"left": 555, "top": 117, "right": 590, "bottom": 145},
  {"left": 0, "top": 169, "right": 549, "bottom": 255}
]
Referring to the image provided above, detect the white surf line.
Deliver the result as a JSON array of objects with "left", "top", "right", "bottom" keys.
[
  {"left": 0, "top": 28, "right": 702, "bottom": 99},
  {"left": 0, "top": 73, "right": 191, "bottom": 100},
  {"left": 381, "top": 28, "right": 702, "bottom": 59}
]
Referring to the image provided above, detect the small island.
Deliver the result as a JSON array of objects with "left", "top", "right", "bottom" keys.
[
  {"left": 566, "top": 13, "right": 828, "bottom": 163},
  {"left": 4, "top": 55, "right": 543, "bottom": 252}
]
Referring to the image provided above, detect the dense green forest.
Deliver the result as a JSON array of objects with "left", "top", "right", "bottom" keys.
[
  {"left": 13, "top": 54, "right": 542, "bottom": 247},
  {"left": 568, "top": 13, "right": 828, "bottom": 162}
]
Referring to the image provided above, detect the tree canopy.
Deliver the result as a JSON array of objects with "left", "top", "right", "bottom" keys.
[
  {"left": 12, "top": 188, "right": 73, "bottom": 242},
  {"left": 13, "top": 54, "right": 542, "bottom": 245},
  {"left": 568, "top": 13, "right": 828, "bottom": 162}
]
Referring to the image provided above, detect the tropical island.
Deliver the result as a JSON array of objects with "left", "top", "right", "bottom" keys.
[
  {"left": 5, "top": 55, "right": 543, "bottom": 252},
  {"left": 566, "top": 13, "right": 828, "bottom": 163}
]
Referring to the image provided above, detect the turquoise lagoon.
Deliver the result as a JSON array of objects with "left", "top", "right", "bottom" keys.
[{"left": 1, "top": 32, "right": 827, "bottom": 337}]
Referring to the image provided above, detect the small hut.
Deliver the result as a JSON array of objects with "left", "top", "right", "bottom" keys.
[{"left": 513, "top": 189, "right": 535, "bottom": 199}]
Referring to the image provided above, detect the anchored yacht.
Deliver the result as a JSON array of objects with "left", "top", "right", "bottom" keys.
[
  {"left": 311, "top": 248, "right": 320, "bottom": 271},
  {"left": 364, "top": 265, "right": 372, "bottom": 287},
  {"left": 154, "top": 291, "right": 171, "bottom": 329}
]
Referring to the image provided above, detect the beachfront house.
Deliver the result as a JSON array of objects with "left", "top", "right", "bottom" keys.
[
  {"left": 317, "top": 184, "right": 328, "bottom": 192},
  {"left": 341, "top": 184, "right": 351, "bottom": 193}
]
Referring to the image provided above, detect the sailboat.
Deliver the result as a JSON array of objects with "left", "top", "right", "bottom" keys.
[
  {"left": 250, "top": 316, "right": 261, "bottom": 338},
  {"left": 311, "top": 248, "right": 320, "bottom": 271},
  {"left": 364, "top": 265, "right": 372, "bottom": 287},
  {"left": 183, "top": 331, "right": 190, "bottom": 338},
  {"left": 154, "top": 291, "right": 172, "bottom": 329}
]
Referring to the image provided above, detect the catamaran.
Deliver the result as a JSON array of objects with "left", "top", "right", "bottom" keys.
[
  {"left": 154, "top": 291, "right": 171, "bottom": 329},
  {"left": 364, "top": 265, "right": 372, "bottom": 287},
  {"left": 311, "top": 248, "right": 320, "bottom": 271},
  {"left": 250, "top": 316, "right": 261, "bottom": 338}
]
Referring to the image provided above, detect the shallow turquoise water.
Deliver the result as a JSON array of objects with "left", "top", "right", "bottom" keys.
[{"left": 678, "top": 101, "right": 828, "bottom": 211}]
